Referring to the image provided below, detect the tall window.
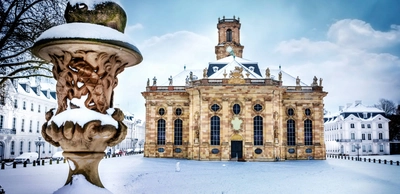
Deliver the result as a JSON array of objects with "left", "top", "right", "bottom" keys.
[
  {"left": 378, "top": 124, "right": 382, "bottom": 128},
  {"left": 226, "top": 29, "right": 232, "bottom": 42},
  {"left": 157, "top": 119, "right": 166, "bottom": 145},
  {"left": 362, "top": 134, "right": 365, "bottom": 140},
  {"left": 368, "top": 145, "right": 372, "bottom": 152},
  {"left": 38, "top": 105, "right": 41, "bottom": 113},
  {"left": 304, "top": 119, "right": 313, "bottom": 145},
  {"left": 287, "top": 119, "right": 296, "bottom": 146},
  {"left": 210, "top": 116, "right": 220, "bottom": 145},
  {"left": 0, "top": 115, "right": 3, "bottom": 129},
  {"left": 351, "top": 133, "right": 355, "bottom": 140},
  {"left": 12, "top": 117, "right": 16, "bottom": 129},
  {"left": 14, "top": 99, "right": 18, "bottom": 108},
  {"left": 28, "top": 141, "right": 31, "bottom": 152},
  {"left": 21, "top": 119, "right": 25, "bottom": 132},
  {"left": 29, "top": 120, "right": 32, "bottom": 132},
  {"left": 174, "top": 119, "right": 182, "bottom": 145},
  {"left": 20, "top": 141, "right": 23, "bottom": 154},
  {"left": 253, "top": 116, "right": 263, "bottom": 146},
  {"left": 380, "top": 145, "right": 384, "bottom": 152},
  {"left": 350, "top": 123, "right": 355, "bottom": 128},
  {"left": 379, "top": 133, "right": 383, "bottom": 139},
  {"left": 0, "top": 96, "right": 4, "bottom": 105},
  {"left": 368, "top": 134, "right": 371, "bottom": 140},
  {"left": 23, "top": 101, "right": 26, "bottom": 110},
  {"left": 37, "top": 121, "right": 40, "bottom": 133},
  {"left": 31, "top": 103, "right": 34, "bottom": 111},
  {"left": 11, "top": 141, "right": 15, "bottom": 155}
]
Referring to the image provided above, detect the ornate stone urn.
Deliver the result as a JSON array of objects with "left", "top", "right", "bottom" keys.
[{"left": 31, "top": 1, "right": 142, "bottom": 192}]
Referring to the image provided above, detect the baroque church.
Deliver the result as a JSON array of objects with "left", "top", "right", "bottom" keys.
[{"left": 142, "top": 16, "right": 328, "bottom": 161}]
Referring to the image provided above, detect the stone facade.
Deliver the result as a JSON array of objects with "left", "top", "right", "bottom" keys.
[{"left": 142, "top": 17, "right": 328, "bottom": 161}]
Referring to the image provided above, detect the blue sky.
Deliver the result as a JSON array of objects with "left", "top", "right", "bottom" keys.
[{"left": 108, "top": 0, "right": 400, "bottom": 119}]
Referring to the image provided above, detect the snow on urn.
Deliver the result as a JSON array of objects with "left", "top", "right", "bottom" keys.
[{"left": 31, "top": 0, "right": 142, "bottom": 192}]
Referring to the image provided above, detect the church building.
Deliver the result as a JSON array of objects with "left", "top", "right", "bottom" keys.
[{"left": 142, "top": 17, "right": 328, "bottom": 161}]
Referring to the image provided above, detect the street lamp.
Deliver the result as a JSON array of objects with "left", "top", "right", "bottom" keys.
[
  {"left": 131, "top": 119, "right": 141, "bottom": 149},
  {"left": 355, "top": 144, "right": 361, "bottom": 161},
  {"left": 35, "top": 137, "right": 45, "bottom": 160}
]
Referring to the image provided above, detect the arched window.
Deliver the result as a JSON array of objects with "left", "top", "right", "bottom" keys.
[
  {"left": 287, "top": 119, "right": 296, "bottom": 146},
  {"left": 304, "top": 119, "right": 313, "bottom": 145},
  {"left": 157, "top": 119, "right": 166, "bottom": 145},
  {"left": 174, "top": 119, "right": 182, "bottom": 145},
  {"left": 210, "top": 116, "right": 220, "bottom": 145},
  {"left": 226, "top": 29, "right": 232, "bottom": 42},
  {"left": 254, "top": 116, "right": 263, "bottom": 146}
]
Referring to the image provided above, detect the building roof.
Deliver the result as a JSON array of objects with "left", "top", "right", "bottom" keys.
[{"left": 161, "top": 56, "right": 309, "bottom": 87}]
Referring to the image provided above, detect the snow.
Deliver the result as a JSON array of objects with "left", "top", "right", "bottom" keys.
[
  {"left": 35, "top": 23, "right": 136, "bottom": 46},
  {"left": 49, "top": 108, "right": 118, "bottom": 128},
  {"left": 68, "top": 0, "right": 118, "bottom": 10},
  {"left": 0, "top": 155, "right": 399, "bottom": 193}
]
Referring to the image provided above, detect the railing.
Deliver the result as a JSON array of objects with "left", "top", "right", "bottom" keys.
[
  {"left": 327, "top": 154, "right": 400, "bottom": 166},
  {"left": 373, "top": 139, "right": 390, "bottom": 142},
  {"left": 336, "top": 139, "right": 362, "bottom": 142},
  {"left": 0, "top": 128, "right": 16, "bottom": 135}
]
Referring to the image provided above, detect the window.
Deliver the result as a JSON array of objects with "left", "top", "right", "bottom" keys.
[
  {"left": 0, "top": 115, "right": 3, "bottom": 129},
  {"left": 232, "top": 104, "right": 240, "bottom": 115},
  {"left": 304, "top": 119, "right": 313, "bottom": 145},
  {"left": 12, "top": 117, "right": 16, "bottom": 129},
  {"left": 287, "top": 108, "right": 294, "bottom": 116},
  {"left": 368, "top": 134, "right": 371, "bottom": 140},
  {"left": 351, "top": 133, "right": 355, "bottom": 140},
  {"left": 210, "top": 116, "right": 220, "bottom": 145},
  {"left": 175, "top": 108, "right": 182, "bottom": 116},
  {"left": 361, "top": 124, "right": 365, "bottom": 128},
  {"left": 48, "top": 144, "right": 51, "bottom": 153},
  {"left": 287, "top": 119, "right": 296, "bottom": 146},
  {"left": 38, "top": 105, "right": 41, "bottom": 113},
  {"left": 253, "top": 116, "right": 263, "bottom": 146},
  {"left": 305, "top": 108, "right": 311, "bottom": 116},
  {"left": 28, "top": 141, "right": 31, "bottom": 152},
  {"left": 379, "top": 145, "right": 384, "bottom": 152},
  {"left": 350, "top": 123, "right": 355, "bottom": 128},
  {"left": 21, "top": 119, "right": 25, "bottom": 132},
  {"left": 157, "top": 119, "right": 166, "bottom": 145},
  {"left": 226, "top": 29, "right": 232, "bottom": 42},
  {"left": 211, "top": 104, "right": 220, "bottom": 112},
  {"left": 23, "top": 101, "right": 26, "bottom": 110},
  {"left": 362, "top": 145, "right": 366, "bottom": 152},
  {"left": 158, "top": 108, "right": 165, "bottom": 116},
  {"left": 37, "top": 121, "right": 40, "bottom": 133},
  {"left": 11, "top": 141, "right": 15, "bottom": 155},
  {"left": 253, "top": 104, "right": 263, "bottom": 112},
  {"left": 20, "top": 141, "right": 23, "bottom": 154},
  {"left": 14, "top": 99, "right": 18, "bottom": 108},
  {"left": 352, "top": 145, "right": 355, "bottom": 152},
  {"left": 367, "top": 124, "right": 371, "bottom": 128},
  {"left": 31, "top": 103, "right": 34, "bottom": 111},
  {"left": 29, "top": 120, "right": 32, "bottom": 132},
  {"left": 379, "top": 133, "right": 383, "bottom": 139},
  {"left": 174, "top": 119, "right": 182, "bottom": 145},
  {"left": 0, "top": 96, "right": 4, "bottom": 105},
  {"left": 362, "top": 134, "right": 365, "bottom": 140},
  {"left": 368, "top": 145, "right": 372, "bottom": 152},
  {"left": 378, "top": 124, "right": 382, "bottom": 128},
  {"left": 363, "top": 112, "right": 367, "bottom": 119}
]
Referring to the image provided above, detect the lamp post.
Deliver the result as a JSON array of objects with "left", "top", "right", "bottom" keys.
[
  {"left": 355, "top": 144, "right": 361, "bottom": 161},
  {"left": 131, "top": 119, "right": 141, "bottom": 149},
  {"left": 35, "top": 137, "right": 45, "bottom": 160}
]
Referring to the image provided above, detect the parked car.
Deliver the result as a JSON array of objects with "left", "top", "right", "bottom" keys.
[
  {"left": 51, "top": 151, "right": 64, "bottom": 161},
  {"left": 14, "top": 152, "right": 38, "bottom": 164}
]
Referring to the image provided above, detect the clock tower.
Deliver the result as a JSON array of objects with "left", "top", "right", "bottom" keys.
[{"left": 215, "top": 16, "right": 244, "bottom": 60}]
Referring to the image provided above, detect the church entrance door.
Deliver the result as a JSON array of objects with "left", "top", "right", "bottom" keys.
[{"left": 231, "top": 141, "right": 243, "bottom": 158}]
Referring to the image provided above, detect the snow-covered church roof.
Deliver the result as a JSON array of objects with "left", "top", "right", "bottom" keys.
[{"left": 162, "top": 56, "right": 308, "bottom": 86}]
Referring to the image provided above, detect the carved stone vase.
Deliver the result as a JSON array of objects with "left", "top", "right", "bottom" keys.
[{"left": 31, "top": 1, "right": 142, "bottom": 192}]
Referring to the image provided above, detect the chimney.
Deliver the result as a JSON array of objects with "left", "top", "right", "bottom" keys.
[{"left": 355, "top": 100, "right": 362, "bottom": 106}]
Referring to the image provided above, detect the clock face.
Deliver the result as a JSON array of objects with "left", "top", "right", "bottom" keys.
[{"left": 226, "top": 46, "right": 233, "bottom": 53}]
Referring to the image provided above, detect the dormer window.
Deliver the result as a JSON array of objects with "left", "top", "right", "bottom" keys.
[
  {"left": 213, "top": 66, "right": 219, "bottom": 72},
  {"left": 249, "top": 66, "right": 254, "bottom": 71}
]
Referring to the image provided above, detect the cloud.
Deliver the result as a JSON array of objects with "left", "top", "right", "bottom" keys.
[
  {"left": 125, "top": 23, "right": 144, "bottom": 33},
  {"left": 113, "top": 31, "right": 214, "bottom": 119},
  {"left": 327, "top": 19, "right": 400, "bottom": 50},
  {"left": 273, "top": 19, "right": 400, "bottom": 113}
]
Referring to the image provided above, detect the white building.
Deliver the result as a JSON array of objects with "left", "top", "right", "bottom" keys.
[
  {"left": 324, "top": 101, "right": 390, "bottom": 156},
  {"left": 0, "top": 77, "right": 59, "bottom": 161},
  {"left": 0, "top": 77, "right": 146, "bottom": 160}
]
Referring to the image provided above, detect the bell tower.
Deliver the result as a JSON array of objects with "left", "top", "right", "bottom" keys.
[{"left": 215, "top": 16, "right": 244, "bottom": 60}]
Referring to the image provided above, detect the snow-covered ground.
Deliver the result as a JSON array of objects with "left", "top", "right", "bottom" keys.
[{"left": 1, "top": 154, "right": 400, "bottom": 194}]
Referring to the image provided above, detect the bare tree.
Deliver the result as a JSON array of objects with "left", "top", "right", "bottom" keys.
[
  {"left": 375, "top": 98, "right": 397, "bottom": 116},
  {"left": 0, "top": 0, "right": 66, "bottom": 87}
]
